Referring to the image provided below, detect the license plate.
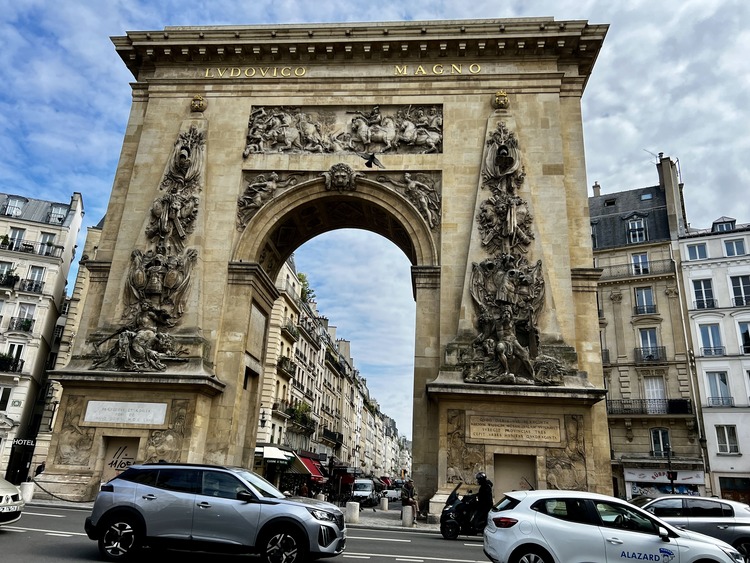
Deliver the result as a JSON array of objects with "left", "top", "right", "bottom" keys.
[{"left": 0, "top": 505, "right": 19, "bottom": 512}]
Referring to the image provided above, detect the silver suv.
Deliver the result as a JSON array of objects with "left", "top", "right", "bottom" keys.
[
  {"left": 84, "top": 462, "right": 346, "bottom": 562},
  {"left": 633, "top": 494, "right": 750, "bottom": 560}
]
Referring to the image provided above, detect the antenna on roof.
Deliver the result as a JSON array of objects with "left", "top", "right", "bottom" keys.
[{"left": 642, "top": 149, "right": 659, "bottom": 163}]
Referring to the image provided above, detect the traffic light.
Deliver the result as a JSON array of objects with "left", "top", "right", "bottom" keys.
[{"left": 667, "top": 471, "right": 677, "bottom": 481}]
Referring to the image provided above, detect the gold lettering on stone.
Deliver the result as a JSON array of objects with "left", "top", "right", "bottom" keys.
[
  {"left": 201, "top": 67, "right": 307, "bottom": 78},
  {"left": 469, "top": 415, "right": 561, "bottom": 443}
]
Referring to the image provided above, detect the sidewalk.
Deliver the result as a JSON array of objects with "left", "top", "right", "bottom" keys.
[{"left": 27, "top": 498, "right": 440, "bottom": 533}]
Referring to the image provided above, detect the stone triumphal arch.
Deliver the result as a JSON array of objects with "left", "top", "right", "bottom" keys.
[{"left": 47, "top": 18, "right": 612, "bottom": 502}]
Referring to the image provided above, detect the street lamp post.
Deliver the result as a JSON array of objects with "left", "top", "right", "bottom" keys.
[{"left": 666, "top": 445, "right": 675, "bottom": 494}]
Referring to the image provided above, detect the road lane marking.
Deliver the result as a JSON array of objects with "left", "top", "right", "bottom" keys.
[
  {"left": 46, "top": 533, "right": 72, "bottom": 537},
  {"left": 343, "top": 556, "right": 371, "bottom": 559},
  {"left": 396, "top": 559, "right": 424, "bottom": 562},
  {"left": 23, "top": 512, "right": 65, "bottom": 517},
  {"left": 347, "top": 535, "right": 411, "bottom": 542},
  {"left": 344, "top": 553, "right": 485, "bottom": 562},
  {"left": 5, "top": 525, "right": 87, "bottom": 536}
]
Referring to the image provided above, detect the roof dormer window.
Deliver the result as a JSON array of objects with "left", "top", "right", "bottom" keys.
[
  {"left": 712, "top": 217, "right": 736, "bottom": 232},
  {"left": 4, "top": 197, "right": 25, "bottom": 217}
]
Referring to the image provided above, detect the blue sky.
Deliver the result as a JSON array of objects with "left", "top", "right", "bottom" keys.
[{"left": 2, "top": 0, "right": 749, "bottom": 439}]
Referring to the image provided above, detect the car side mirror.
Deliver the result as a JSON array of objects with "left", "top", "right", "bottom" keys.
[
  {"left": 658, "top": 526, "right": 670, "bottom": 542},
  {"left": 237, "top": 490, "right": 255, "bottom": 502}
]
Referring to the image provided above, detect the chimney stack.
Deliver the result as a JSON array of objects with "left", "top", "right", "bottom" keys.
[{"left": 592, "top": 181, "right": 601, "bottom": 197}]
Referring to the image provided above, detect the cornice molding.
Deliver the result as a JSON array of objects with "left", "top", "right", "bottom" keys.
[{"left": 112, "top": 17, "right": 608, "bottom": 89}]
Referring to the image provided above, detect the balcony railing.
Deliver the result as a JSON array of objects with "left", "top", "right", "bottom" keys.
[
  {"left": 634, "top": 346, "right": 666, "bottom": 363},
  {"left": 18, "top": 279, "right": 44, "bottom": 293},
  {"left": 634, "top": 304, "right": 658, "bottom": 315},
  {"left": 701, "top": 347, "right": 725, "bottom": 357},
  {"left": 694, "top": 299, "right": 718, "bottom": 309},
  {"left": 1, "top": 238, "right": 63, "bottom": 257},
  {"left": 601, "top": 349, "right": 611, "bottom": 365},
  {"left": 281, "top": 318, "right": 299, "bottom": 341},
  {"left": 598, "top": 259, "right": 675, "bottom": 280},
  {"left": 0, "top": 273, "right": 18, "bottom": 288},
  {"left": 733, "top": 296, "right": 750, "bottom": 307},
  {"left": 277, "top": 356, "right": 297, "bottom": 376},
  {"left": 607, "top": 398, "right": 693, "bottom": 415},
  {"left": 0, "top": 356, "right": 24, "bottom": 373},
  {"left": 8, "top": 317, "right": 34, "bottom": 332},
  {"left": 707, "top": 396, "right": 735, "bottom": 407},
  {"left": 322, "top": 428, "right": 344, "bottom": 445}
]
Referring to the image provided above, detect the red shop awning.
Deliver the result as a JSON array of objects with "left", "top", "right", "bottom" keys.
[{"left": 299, "top": 457, "right": 327, "bottom": 483}]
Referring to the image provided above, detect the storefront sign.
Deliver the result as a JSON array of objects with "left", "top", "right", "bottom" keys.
[
  {"left": 84, "top": 401, "right": 168, "bottom": 425},
  {"left": 624, "top": 468, "right": 705, "bottom": 484},
  {"left": 469, "top": 415, "right": 561, "bottom": 443},
  {"left": 12, "top": 438, "right": 35, "bottom": 446}
]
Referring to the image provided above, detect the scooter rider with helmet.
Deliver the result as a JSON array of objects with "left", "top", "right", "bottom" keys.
[{"left": 474, "top": 471, "right": 494, "bottom": 528}]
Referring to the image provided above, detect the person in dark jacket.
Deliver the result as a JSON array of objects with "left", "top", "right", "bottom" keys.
[{"left": 474, "top": 471, "right": 494, "bottom": 528}]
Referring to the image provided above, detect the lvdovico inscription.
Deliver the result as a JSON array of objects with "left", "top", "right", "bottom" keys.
[{"left": 469, "top": 415, "right": 561, "bottom": 443}]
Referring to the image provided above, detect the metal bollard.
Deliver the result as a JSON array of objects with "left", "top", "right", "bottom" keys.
[
  {"left": 345, "top": 501, "right": 360, "bottom": 524},
  {"left": 401, "top": 505, "right": 414, "bottom": 527}
]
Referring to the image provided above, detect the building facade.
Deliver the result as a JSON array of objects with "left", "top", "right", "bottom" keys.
[
  {"left": 590, "top": 156, "right": 705, "bottom": 499},
  {"left": 679, "top": 216, "right": 750, "bottom": 502},
  {"left": 0, "top": 192, "right": 83, "bottom": 483}
]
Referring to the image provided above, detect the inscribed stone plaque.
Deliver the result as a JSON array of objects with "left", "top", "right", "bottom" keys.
[
  {"left": 84, "top": 401, "right": 168, "bottom": 425},
  {"left": 469, "top": 415, "right": 561, "bottom": 443}
]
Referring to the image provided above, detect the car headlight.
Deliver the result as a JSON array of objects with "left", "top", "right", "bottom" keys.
[
  {"left": 718, "top": 545, "right": 744, "bottom": 563},
  {"left": 307, "top": 507, "right": 336, "bottom": 522}
]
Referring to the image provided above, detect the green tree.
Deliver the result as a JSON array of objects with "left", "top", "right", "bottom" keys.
[{"left": 297, "top": 272, "right": 316, "bottom": 302}]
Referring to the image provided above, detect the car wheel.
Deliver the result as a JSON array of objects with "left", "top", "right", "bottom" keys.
[
  {"left": 261, "top": 526, "right": 308, "bottom": 563},
  {"left": 733, "top": 539, "right": 750, "bottom": 562},
  {"left": 440, "top": 519, "right": 460, "bottom": 540},
  {"left": 97, "top": 515, "right": 142, "bottom": 561},
  {"left": 511, "top": 547, "right": 553, "bottom": 563}
]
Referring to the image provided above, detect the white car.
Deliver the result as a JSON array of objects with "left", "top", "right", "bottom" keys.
[
  {"left": 483, "top": 489, "right": 744, "bottom": 563},
  {"left": 0, "top": 477, "right": 24, "bottom": 526},
  {"left": 382, "top": 489, "right": 401, "bottom": 501}
]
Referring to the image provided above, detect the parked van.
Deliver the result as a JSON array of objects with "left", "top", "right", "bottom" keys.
[{"left": 351, "top": 479, "right": 379, "bottom": 507}]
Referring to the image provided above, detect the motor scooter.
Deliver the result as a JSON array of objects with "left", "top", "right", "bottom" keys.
[{"left": 440, "top": 482, "right": 487, "bottom": 540}]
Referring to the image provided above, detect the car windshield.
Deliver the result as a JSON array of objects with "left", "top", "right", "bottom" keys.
[
  {"left": 353, "top": 483, "right": 372, "bottom": 491},
  {"left": 229, "top": 468, "right": 285, "bottom": 499},
  {"left": 629, "top": 496, "right": 656, "bottom": 507}
]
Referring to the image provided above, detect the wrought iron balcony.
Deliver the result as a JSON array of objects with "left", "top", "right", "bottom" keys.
[
  {"left": 701, "top": 347, "right": 725, "bottom": 357},
  {"left": 634, "top": 304, "right": 657, "bottom": 315},
  {"left": 0, "top": 238, "right": 63, "bottom": 257},
  {"left": 0, "top": 273, "right": 18, "bottom": 288},
  {"left": 598, "top": 259, "right": 675, "bottom": 280},
  {"left": 281, "top": 318, "right": 299, "bottom": 341},
  {"left": 733, "top": 296, "right": 750, "bottom": 307},
  {"left": 19, "top": 279, "right": 44, "bottom": 293},
  {"left": 634, "top": 346, "right": 666, "bottom": 363},
  {"left": 707, "top": 396, "right": 735, "bottom": 407},
  {"left": 277, "top": 355, "right": 297, "bottom": 377},
  {"left": 0, "top": 355, "right": 24, "bottom": 373},
  {"left": 8, "top": 317, "right": 34, "bottom": 332},
  {"left": 694, "top": 299, "right": 718, "bottom": 310},
  {"left": 606, "top": 398, "right": 693, "bottom": 415},
  {"left": 322, "top": 428, "right": 344, "bottom": 445}
]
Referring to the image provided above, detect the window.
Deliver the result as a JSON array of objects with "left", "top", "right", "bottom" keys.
[
  {"left": 9, "top": 228, "right": 25, "bottom": 251},
  {"left": 686, "top": 498, "right": 733, "bottom": 517},
  {"left": 725, "top": 239, "right": 746, "bottom": 257},
  {"left": 4, "top": 197, "right": 24, "bottom": 217},
  {"left": 731, "top": 275, "right": 750, "bottom": 307},
  {"left": 604, "top": 198, "right": 616, "bottom": 207},
  {"left": 591, "top": 224, "right": 597, "bottom": 249},
  {"left": 634, "top": 287, "right": 655, "bottom": 315},
  {"left": 39, "top": 233, "right": 55, "bottom": 255},
  {"left": 644, "top": 376, "right": 667, "bottom": 413},
  {"left": 687, "top": 243, "right": 707, "bottom": 260},
  {"left": 0, "top": 386, "right": 11, "bottom": 410},
  {"left": 693, "top": 279, "right": 716, "bottom": 309},
  {"left": 699, "top": 324, "right": 723, "bottom": 356},
  {"left": 201, "top": 471, "right": 246, "bottom": 500},
  {"left": 716, "top": 425, "right": 739, "bottom": 454},
  {"left": 640, "top": 193, "right": 653, "bottom": 201},
  {"left": 594, "top": 500, "right": 658, "bottom": 534},
  {"left": 49, "top": 205, "right": 67, "bottom": 224},
  {"left": 532, "top": 498, "right": 593, "bottom": 524},
  {"left": 651, "top": 427, "right": 670, "bottom": 456},
  {"left": 714, "top": 221, "right": 735, "bottom": 232},
  {"left": 740, "top": 322, "right": 750, "bottom": 354},
  {"left": 707, "top": 371, "right": 732, "bottom": 406},
  {"left": 646, "top": 497, "right": 684, "bottom": 518},
  {"left": 632, "top": 253, "right": 649, "bottom": 275},
  {"left": 627, "top": 218, "right": 646, "bottom": 243},
  {"left": 155, "top": 468, "right": 200, "bottom": 493}
]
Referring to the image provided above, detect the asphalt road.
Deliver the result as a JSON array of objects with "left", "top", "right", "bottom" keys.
[{"left": 1, "top": 504, "right": 489, "bottom": 563}]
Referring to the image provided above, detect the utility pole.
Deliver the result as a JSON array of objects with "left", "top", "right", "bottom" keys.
[{"left": 666, "top": 445, "right": 676, "bottom": 494}]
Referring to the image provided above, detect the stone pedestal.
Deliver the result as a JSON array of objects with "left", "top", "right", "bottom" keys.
[{"left": 345, "top": 501, "right": 360, "bottom": 524}]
